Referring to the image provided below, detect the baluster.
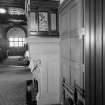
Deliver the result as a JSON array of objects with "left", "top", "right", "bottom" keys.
[{"left": 74, "top": 81, "right": 78, "bottom": 105}]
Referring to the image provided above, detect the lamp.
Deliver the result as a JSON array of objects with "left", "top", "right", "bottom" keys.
[{"left": 0, "top": 8, "right": 6, "bottom": 14}]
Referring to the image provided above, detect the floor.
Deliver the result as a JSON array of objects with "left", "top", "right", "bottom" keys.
[
  {"left": 0, "top": 65, "right": 32, "bottom": 105},
  {"left": 0, "top": 56, "right": 61, "bottom": 105},
  {"left": 2, "top": 56, "right": 22, "bottom": 66}
]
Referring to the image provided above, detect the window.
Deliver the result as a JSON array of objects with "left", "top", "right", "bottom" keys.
[
  {"left": 51, "top": 13, "right": 57, "bottom": 31},
  {"left": 9, "top": 37, "right": 25, "bottom": 47},
  {"left": 39, "top": 12, "right": 48, "bottom": 31},
  {"left": 29, "top": 11, "right": 58, "bottom": 36}
]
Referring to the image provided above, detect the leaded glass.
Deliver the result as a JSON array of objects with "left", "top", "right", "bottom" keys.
[
  {"left": 10, "top": 42, "right": 14, "bottom": 47},
  {"left": 51, "top": 13, "right": 56, "bottom": 31},
  {"left": 19, "top": 42, "right": 23, "bottom": 47},
  {"left": 14, "top": 38, "right": 18, "bottom": 41},
  {"left": 19, "top": 38, "right": 22, "bottom": 41},
  {"left": 8, "top": 37, "right": 25, "bottom": 47},
  {"left": 39, "top": 12, "right": 48, "bottom": 31},
  {"left": 14, "top": 42, "right": 18, "bottom": 47},
  {"left": 9, "top": 38, "right": 14, "bottom": 41}
]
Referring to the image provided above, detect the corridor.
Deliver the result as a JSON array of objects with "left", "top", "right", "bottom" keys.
[{"left": 0, "top": 65, "right": 32, "bottom": 105}]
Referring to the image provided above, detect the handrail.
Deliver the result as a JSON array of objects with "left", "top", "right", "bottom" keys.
[
  {"left": 62, "top": 78, "right": 74, "bottom": 98},
  {"left": 63, "top": 82, "right": 74, "bottom": 96},
  {"left": 62, "top": 78, "right": 85, "bottom": 99},
  {"left": 75, "top": 83, "right": 85, "bottom": 98}
]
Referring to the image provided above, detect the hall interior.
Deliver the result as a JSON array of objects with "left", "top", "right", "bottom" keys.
[{"left": 0, "top": 0, "right": 85, "bottom": 105}]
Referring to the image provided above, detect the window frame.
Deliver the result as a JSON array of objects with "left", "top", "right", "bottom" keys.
[{"left": 8, "top": 37, "right": 25, "bottom": 47}]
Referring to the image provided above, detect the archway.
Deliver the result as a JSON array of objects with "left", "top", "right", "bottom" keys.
[{"left": 7, "top": 27, "right": 26, "bottom": 56}]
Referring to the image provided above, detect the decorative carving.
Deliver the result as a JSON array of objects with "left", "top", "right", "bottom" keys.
[
  {"left": 39, "top": 12, "right": 48, "bottom": 31},
  {"left": 33, "top": 59, "right": 41, "bottom": 72}
]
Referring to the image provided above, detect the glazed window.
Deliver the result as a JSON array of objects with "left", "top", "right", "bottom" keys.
[
  {"left": 38, "top": 12, "right": 48, "bottom": 31},
  {"left": 9, "top": 37, "right": 25, "bottom": 47},
  {"left": 51, "top": 13, "right": 57, "bottom": 31}
]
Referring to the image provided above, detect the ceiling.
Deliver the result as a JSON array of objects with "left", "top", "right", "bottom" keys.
[
  {"left": 0, "top": 0, "right": 25, "bottom": 8},
  {"left": 0, "top": 0, "right": 26, "bottom": 25},
  {"left": 0, "top": 0, "right": 59, "bottom": 25}
]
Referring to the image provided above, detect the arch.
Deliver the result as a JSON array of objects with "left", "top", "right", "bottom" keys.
[
  {"left": 5, "top": 25, "right": 27, "bottom": 38},
  {"left": 6, "top": 25, "right": 27, "bottom": 48},
  {"left": 7, "top": 27, "right": 25, "bottom": 38}
]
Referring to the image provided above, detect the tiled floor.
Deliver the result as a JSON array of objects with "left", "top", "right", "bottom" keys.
[{"left": 0, "top": 65, "right": 32, "bottom": 105}]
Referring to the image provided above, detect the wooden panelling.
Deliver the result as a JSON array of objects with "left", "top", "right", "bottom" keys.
[
  {"left": 59, "top": 0, "right": 85, "bottom": 104},
  {"left": 59, "top": 8, "right": 68, "bottom": 38},
  {"left": 28, "top": 37, "right": 60, "bottom": 105}
]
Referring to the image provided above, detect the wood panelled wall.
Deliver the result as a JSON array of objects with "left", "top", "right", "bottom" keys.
[
  {"left": 59, "top": 0, "right": 85, "bottom": 104},
  {"left": 60, "top": 0, "right": 105, "bottom": 104}
]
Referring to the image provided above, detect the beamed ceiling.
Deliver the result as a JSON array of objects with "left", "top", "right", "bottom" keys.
[
  {"left": 0, "top": 0, "right": 26, "bottom": 25},
  {"left": 0, "top": 0, "right": 59, "bottom": 25},
  {"left": 0, "top": 0, "right": 25, "bottom": 8}
]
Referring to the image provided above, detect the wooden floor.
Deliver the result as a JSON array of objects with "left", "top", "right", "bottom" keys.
[
  {"left": 2, "top": 56, "right": 22, "bottom": 66},
  {"left": 0, "top": 65, "right": 32, "bottom": 105},
  {"left": 0, "top": 56, "right": 61, "bottom": 105}
]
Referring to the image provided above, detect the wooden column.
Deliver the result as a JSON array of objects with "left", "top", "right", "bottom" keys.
[{"left": 85, "top": 0, "right": 103, "bottom": 105}]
